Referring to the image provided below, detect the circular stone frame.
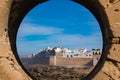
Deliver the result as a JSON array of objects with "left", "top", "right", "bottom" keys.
[{"left": 0, "top": 0, "right": 120, "bottom": 80}]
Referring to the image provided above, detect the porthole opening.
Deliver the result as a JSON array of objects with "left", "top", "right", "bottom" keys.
[{"left": 16, "top": 0, "right": 103, "bottom": 80}]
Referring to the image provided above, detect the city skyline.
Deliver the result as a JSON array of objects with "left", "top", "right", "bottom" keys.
[{"left": 16, "top": 0, "right": 103, "bottom": 55}]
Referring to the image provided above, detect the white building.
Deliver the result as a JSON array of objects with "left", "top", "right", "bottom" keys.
[
  {"left": 54, "top": 46, "right": 62, "bottom": 53},
  {"left": 34, "top": 46, "right": 101, "bottom": 58},
  {"left": 62, "top": 48, "right": 100, "bottom": 58}
]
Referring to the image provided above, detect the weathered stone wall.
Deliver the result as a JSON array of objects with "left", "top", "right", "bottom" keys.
[
  {"left": 31, "top": 57, "right": 49, "bottom": 65},
  {"left": 93, "top": 55, "right": 101, "bottom": 66},
  {"left": 54, "top": 57, "right": 93, "bottom": 68},
  {"left": 0, "top": 0, "right": 32, "bottom": 80},
  {"left": 21, "top": 57, "right": 49, "bottom": 65},
  {"left": 21, "top": 56, "right": 93, "bottom": 68},
  {"left": 92, "top": 0, "right": 120, "bottom": 80},
  {"left": 0, "top": 0, "right": 120, "bottom": 80}
]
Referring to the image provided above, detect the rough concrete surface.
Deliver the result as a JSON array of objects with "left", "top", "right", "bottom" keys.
[{"left": 0, "top": 0, "right": 120, "bottom": 80}]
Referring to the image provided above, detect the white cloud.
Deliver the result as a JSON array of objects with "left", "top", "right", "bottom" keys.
[
  {"left": 17, "top": 23, "right": 103, "bottom": 54},
  {"left": 49, "top": 33, "right": 103, "bottom": 49},
  {"left": 18, "top": 23, "right": 64, "bottom": 37},
  {"left": 17, "top": 33, "right": 103, "bottom": 54}
]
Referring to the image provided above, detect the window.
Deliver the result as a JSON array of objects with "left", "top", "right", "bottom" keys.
[
  {"left": 74, "top": 54, "right": 78, "bottom": 56},
  {"left": 67, "top": 55, "right": 69, "bottom": 58}
]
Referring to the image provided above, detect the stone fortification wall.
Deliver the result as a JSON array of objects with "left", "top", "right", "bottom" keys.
[
  {"left": 54, "top": 57, "right": 93, "bottom": 68},
  {"left": 21, "top": 56, "right": 92, "bottom": 68},
  {"left": 21, "top": 57, "right": 49, "bottom": 66},
  {"left": 31, "top": 57, "right": 49, "bottom": 65}
]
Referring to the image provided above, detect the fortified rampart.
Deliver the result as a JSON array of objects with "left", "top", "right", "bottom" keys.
[
  {"left": 20, "top": 46, "right": 100, "bottom": 68},
  {"left": 21, "top": 57, "right": 49, "bottom": 66},
  {"left": 21, "top": 55, "right": 96, "bottom": 68},
  {"left": 50, "top": 56, "right": 93, "bottom": 68}
]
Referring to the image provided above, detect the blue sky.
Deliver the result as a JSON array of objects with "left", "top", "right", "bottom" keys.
[{"left": 16, "top": 0, "right": 103, "bottom": 55}]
